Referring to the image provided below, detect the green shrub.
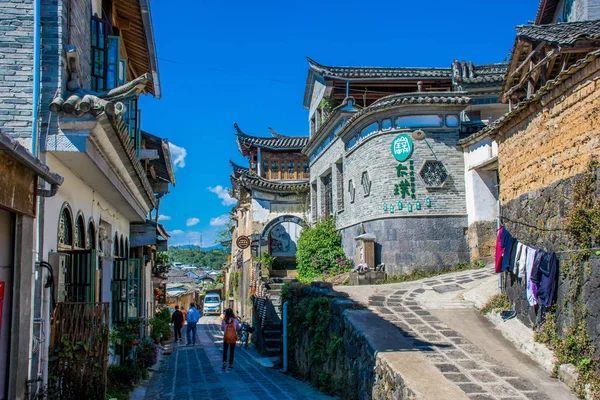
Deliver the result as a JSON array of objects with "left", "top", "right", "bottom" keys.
[
  {"left": 296, "top": 218, "right": 347, "bottom": 281},
  {"left": 149, "top": 309, "right": 172, "bottom": 343},
  {"left": 480, "top": 293, "right": 510, "bottom": 315}
]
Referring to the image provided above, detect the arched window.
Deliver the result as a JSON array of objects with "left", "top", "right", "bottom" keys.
[
  {"left": 125, "top": 238, "right": 129, "bottom": 259},
  {"left": 114, "top": 233, "right": 119, "bottom": 257},
  {"left": 58, "top": 205, "right": 73, "bottom": 248},
  {"left": 74, "top": 213, "right": 85, "bottom": 249},
  {"left": 120, "top": 235, "right": 124, "bottom": 258},
  {"left": 86, "top": 220, "right": 96, "bottom": 250}
]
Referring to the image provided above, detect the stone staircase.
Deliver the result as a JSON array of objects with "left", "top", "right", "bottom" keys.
[{"left": 255, "top": 270, "right": 297, "bottom": 357}]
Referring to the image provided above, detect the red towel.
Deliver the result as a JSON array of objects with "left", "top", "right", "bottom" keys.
[{"left": 495, "top": 226, "right": 504, "bottom": 273}]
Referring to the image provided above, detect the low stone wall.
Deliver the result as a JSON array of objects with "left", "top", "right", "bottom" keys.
[
  {"left": 340, "top": 216, "right": 470, "bottom": 276},
  {"left": 285, "top": 283, "right": 415, "bottom": 400}
]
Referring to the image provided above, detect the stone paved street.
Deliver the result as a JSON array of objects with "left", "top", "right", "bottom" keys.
[
  {"left": 338, "top": 267, "right": 576, "bottom": 400},
  {"left": 138, "top": 316, "right": 331, "bottom": 400}
]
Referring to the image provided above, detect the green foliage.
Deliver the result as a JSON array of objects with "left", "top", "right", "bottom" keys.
[
  {"left": 167, "top": 247, "right": 229, "bottom": 269},
  {"left": 376, "top": 262, "right": 485, "bottom": 285},
  {"left": 149, "top": 308, "right": 172, "bottom": 343},
  {"left": 231, "top": 271, "right": 240, "bottom": 301},
  {"left": 480, "top": 293, "right": 510, "bottom": 315},
  {"left": 281, "top": 283, "right": 348, "bottom": 395},
  {"left": 566, "top": 160, "right": 600, "bottom": 249},
  {"left": 296, "top": 218, "right": 348, "bottom": 282},
  {"left": 260, "top": 253, "right": 275, "bottom": 268},
  {"left": 155, "top": 251, "right": 169, "bottom": 265}
]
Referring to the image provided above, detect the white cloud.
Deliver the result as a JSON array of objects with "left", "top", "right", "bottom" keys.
[
  {"left": 170, "top": 229, "right": 184, "bottom": 235},
  {"left": 186, "top": 217, "right": 200, "bottom": 227},
  {"left": 169, "top": 142, "right": 187, "bottom": 169},
  {"left": 207, "top": 185, "right": 236, "bottom": 206},
  {"left": 158, "top": 215, "right": 171, "bottom": 221},
  {"left": 210, "top": 214, "right": 230, "bottom": 227}
]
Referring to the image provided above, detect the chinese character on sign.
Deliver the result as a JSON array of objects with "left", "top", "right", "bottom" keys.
[
  {"left": 394, "top": 161, "right": 417, "bottom": 200},
  {"left": 390, "top": 134, "right": 414, "bottom": 162}
]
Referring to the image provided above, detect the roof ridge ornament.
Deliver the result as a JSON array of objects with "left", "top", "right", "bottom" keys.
[{"left": 268, "top": 127, "right": 284, "bottom": 138}]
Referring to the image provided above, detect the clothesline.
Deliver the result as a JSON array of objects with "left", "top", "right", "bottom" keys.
[{"left": 500, "top": 216, "right": 566, "bottom": 232}]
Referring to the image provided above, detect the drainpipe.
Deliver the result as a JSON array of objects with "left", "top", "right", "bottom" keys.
[
  {"left": 282, "top": 301, "right": 288, "bottom": 373},
  {"left": 31, "top": 0, "right": 41, "bottom": 156}
]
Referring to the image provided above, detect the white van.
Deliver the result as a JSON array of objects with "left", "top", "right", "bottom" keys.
[{"left": 203, "top": 293, "right": 221, "bottom": 315}]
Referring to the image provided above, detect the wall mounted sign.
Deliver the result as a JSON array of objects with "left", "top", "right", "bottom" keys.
[
  {"left": 394, "top": 160, "right": 416, "bottom": 200},
  {"left": 236, "top": 235, "right": 251, "bottom": 249},
  {"left": 390, "top": 134, "right": 414, "bottom": 162}
]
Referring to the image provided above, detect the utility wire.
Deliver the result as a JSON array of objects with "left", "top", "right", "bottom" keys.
[
  {"left": 157, "top": 57, "right": 451, "bottom": 97},
  {"left": 500, "top": 215, "right": 566, "bottom": 232}
]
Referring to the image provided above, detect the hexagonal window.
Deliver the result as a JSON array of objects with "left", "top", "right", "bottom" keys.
[{"left": 419, "top": 160, "right": 448, "bottom": 188}]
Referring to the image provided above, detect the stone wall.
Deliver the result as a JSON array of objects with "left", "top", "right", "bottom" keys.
[
  {"left": 500, "top": 172, "right": 600, "bottom": 351},
  {"left": 467, "top": 220, "right": 496, "bottom": 263},
  {"left": 493, "top": 52, "right": 600, "bottom": 353},
  {"left": 340, "top": 216, "right": 470, "bottom": 276},
  {"left": 496, "top": 54, "right": 600, "bottom": 205},
  {"left": 286, "top": 283, "right": 415, "bottom": 400},
  {"left": 0, "top": 0, "right": 34, "bottom": 139}
]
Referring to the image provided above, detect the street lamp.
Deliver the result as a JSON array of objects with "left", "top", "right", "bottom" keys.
[{"left": 411, "top": 129, "right": 438, "bottom": 160}]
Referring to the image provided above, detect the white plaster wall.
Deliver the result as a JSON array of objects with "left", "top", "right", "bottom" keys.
[
  {"left": 464, "top": 144, "right": 498, "bottom": 225},
  {"left": 466, "top": 138, "right": 497, "bottom": 169},
  {"left": 43, "top": 154, "right": 132, "bottom": 258},
  {"left": 308, "top": 80, "right": 326, "bottom": 127},
  {"left": 252, "top": 199, "right": 270, "bottom": 223}
]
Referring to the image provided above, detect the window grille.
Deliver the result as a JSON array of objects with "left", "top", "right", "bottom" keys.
[
  {"left": 59, "top": 207, "right": 73, "bottom": 247},
  {"left": 419, "top": 160, "right": 449, "bottom": 188},
  {"left": 361, "top": 171, "right": 371, "bottom": 196}
]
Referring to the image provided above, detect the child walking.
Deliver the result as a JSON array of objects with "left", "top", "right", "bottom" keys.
[{"left": 221, "top": 308, "right": 240, "bottom": 369}]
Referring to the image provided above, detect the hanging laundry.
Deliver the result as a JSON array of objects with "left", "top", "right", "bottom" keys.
[
  {"left": 536, "top": 252, "right": 558, "bottom": 307},
  {"left": 514, "top": 242, "right": 524, "bottom": 276},
  {"left": 521, "top": 245, "right": 534, "bottom": 281},
  {"left": 501, "top": 228, "right": 516, "bottom": 273},
  {"left": 495, "top": 227, "right": 504, "bottom": 273},
  {"left": 525, "top": 247, "right": 538, "bottom": 306}
]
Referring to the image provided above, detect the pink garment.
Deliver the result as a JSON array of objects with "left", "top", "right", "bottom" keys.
[{"left": 495, "top": 227, "right": 504, "bottom": 273}]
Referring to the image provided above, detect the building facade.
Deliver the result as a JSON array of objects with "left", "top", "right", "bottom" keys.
[
  {"left": 475, "top": 0, "right": 600, "bottom": 355},
  {"left": 303, "top": 58, "right": 507, "bottom": 275},
  {"left": 0, "top": 0, "right": 173, "bottom": 395},
  {"left": 228, "top": 124, "right": 309, "bottom": 320}
]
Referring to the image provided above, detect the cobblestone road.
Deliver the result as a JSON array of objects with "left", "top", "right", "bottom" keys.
[
  {"left": 141, "top": 316, "right": 331, "bottom": 400},
  {"left": 354, "top": 267, "right": 568, "bottom": 400}
]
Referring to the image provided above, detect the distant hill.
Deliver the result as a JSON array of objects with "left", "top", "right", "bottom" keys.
[
  {"left": 171, "top": 243, "right": 228, "bottom": 251},
  {"left": 167, "top": 246, "right": 229, "bottom": 270}
]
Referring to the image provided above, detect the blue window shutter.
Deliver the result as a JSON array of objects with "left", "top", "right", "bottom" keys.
[{"left": 106, "top": 36, "right": 121, "bottom": 90}]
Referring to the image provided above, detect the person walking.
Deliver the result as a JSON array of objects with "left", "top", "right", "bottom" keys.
[
  {"left": 181, "top": 307, "right": 187, "bottom": 327},
  {"left": 171, "top": 305, "right": 184, "bottom": 343},
  {"left": 186, "top": 303, "right": 201, "bottom": 346},
  {"left": 221, "top": 308, "right": 240, "bottom": 369}
]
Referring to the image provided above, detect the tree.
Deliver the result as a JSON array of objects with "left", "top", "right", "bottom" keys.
[{"left": 296, "top": 218, "right": 347, "bottom": 281}]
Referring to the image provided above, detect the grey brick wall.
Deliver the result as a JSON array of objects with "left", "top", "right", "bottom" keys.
[
  {"left": 308, "top": 106, "right": 470, "bottom": 272},
  {"left": 309, "top": 108, "right": 468, "bottom": 229},
  {"left": 341, "top": 216, "right": 470, "bottom": 276},
  {"left": 0, "top": 0, "right": 34, "bottom": 139}
]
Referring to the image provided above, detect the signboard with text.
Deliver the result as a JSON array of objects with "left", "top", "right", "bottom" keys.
[
  {"left": 390, "top": 134, "right": 414, "bottom": 162},
  {"left": 236, "top": 236, "right": 251, "bottom": 249}
]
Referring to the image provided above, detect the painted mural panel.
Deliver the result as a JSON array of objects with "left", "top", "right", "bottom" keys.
[{"left": 270, "top": 221, "right": 302, "bottom": 257}]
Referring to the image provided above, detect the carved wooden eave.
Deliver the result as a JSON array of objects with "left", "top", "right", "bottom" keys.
[{"left": 502, "top": 21, "right": 600, "bottom": 106}]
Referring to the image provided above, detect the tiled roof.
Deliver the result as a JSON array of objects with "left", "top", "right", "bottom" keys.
[
  {"left": 452, "top": 60, "right": 507, "bottom": 84},
  {"left": 516, "top": 20, "right": 600, "bottom": 45},
  {"left": 231, "top": 168, "right": 309, "bottom": 194},
  {"left": 307, "top": 57, "right": 452, "bottom": 79},
  {"left": 229, "top": 160, "right": 249, "bottom": 175},
  {"left": 142, "top": 131, "right": 176, "bottom": 186},
  {"left": 333, "top": 92, "right": 471, "bottom": 143},
  {"left": 235, "top": 123, "right": 309, "bottom": 151},
  {"left": 459, "top": 48, "right": 600, "bottom": 145}
]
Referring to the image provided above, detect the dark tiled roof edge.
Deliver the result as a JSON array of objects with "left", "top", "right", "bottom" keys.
[{"left": 459, "top": 49, "right": 600, "bottom": 146}]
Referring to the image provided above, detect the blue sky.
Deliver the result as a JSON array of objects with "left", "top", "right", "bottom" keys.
[{"left": 139, "top": 0, "right": 539, "bottom": 247}]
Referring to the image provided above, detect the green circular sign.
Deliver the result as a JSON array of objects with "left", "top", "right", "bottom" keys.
[{"left": 390, "top": 134, "right": 414, "bottom": 162}]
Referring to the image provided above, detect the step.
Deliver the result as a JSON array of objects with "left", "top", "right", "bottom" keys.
[
  {"left": 265, "top": 346, "right": 281, "bottom": 356},
  {"left": 266, "top": 283, "right": 284, "bottom": 290},
  {"left": 265, "top": 337, "right": 281, "bottom": 345}
]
